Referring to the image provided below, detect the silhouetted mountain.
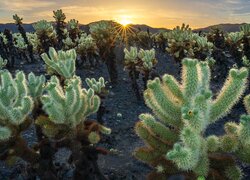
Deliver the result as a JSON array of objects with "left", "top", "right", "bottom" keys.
[
  {"left": 194, "top": 23, "right": 247, "bottom": 33},
  {"left": 0, "top": 21, "right": 169, "bottom": 34},
  {"left": 0, "top": 23, "right": 34, "bottom": 32},
  {"left": 0, "top": 22, "right": 247, "bottom": 34}
]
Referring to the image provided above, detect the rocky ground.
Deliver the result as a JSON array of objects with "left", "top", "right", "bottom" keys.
[{"left": 0, "top": 49, "right": 249, "bottom": 180}]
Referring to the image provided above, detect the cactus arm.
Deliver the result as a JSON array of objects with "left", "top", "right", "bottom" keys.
[
  {"left": 135, "top": 122, "right": 171, "bottom": 153},
  {"left": 139, "top": 113, "right": 179, "bottom": 144},
  {"left": 210, "top": 68, "right": 248, "bottom": 123},
  {"left": 145, "top": 78, "right": 182, "bottom": 127},
  {"left": 244, "top": 95, "right": 250, "bottom": 114},
  {"left": 162, "top": 74, "right": 184, "bottom": 102},
  {"left": 182, "top": 58, "right": 199, "bottom": 100}
]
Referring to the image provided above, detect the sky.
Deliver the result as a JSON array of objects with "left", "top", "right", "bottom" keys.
[{"left": 0, "top": 0, "right": 250, "bottom": 29}]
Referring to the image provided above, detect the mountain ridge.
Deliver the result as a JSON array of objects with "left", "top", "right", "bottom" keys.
[{"left": 0, "top": 22, "right": 247, "bottom": 33}]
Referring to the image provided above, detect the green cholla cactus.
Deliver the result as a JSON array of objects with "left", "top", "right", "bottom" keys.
[
  {"left": 67, "top": 19, "right": 80, "bottom": 42},
  {"left": 0, "top": 33, "right": 8, "bottom": 45},
  {"left": 124, "top": 47, "right": 157, "bottom": 72},
  {"left": 0, "top": 56, "right": 7, "bottom": 69},
  {"left": 13, "top": 33, "right": 27, "bottom": 50},
  {"left": 53, "top": 9, "right": 66, "bottom": 22},
  {"left": 85, "top": 77, "right": 106, "bottom": 95},
  {"left": 27, "top": 72, "right": 45, "bottom": 100},
  {"left": 26, "top": 32, "right": 39, "bottom": 52},
  {"left": 63, "top": 36, "right": 76, "bottom": 50},
  {"left": 226, "top": 32, "right": 244, "bottom": 44},
  {"left": 39, "top": 76, "right": 100, "bottom": 137},
  {"left": 90, "top": 21, "right": 118, "bottom": 83},
  {"left": 33, "top": 20, "right": 55, "bottom": 38},
  {"left": 0, "top": 70, "right": 34, "bottom": 141},
  {"left": 41, "top": 47, "right": 76, "bottom": 79},
  {"left": 138, "top": 49, "right": 157, "bottom": 71},
  {"left": 68, "top": 19, "right": 79, "bottom": 30},
  {"left": 124, "top": 46, "right": 139, "bottom": 67},
  {"left": 33, "top": 20, "right": 57, "bottom": 53},
  {"left": 76, "top": 33, "right": 99, "bottom": 63},
  {"left": 240, "top": 24, "right": 250, "bottom": 36},
  {"left": 134, "top": 58, "right": 249, "bottom": 179},
  {"left": 166, "top": 24, "right": 195, "bottom": 61}
]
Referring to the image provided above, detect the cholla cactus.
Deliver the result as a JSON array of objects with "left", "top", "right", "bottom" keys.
[
  {"left": 33, "top": 20, "right": 57, "bottom": 53},
  {"left": 13, "top": 14, "right": 22, "bottom": 25},
  {"left": 138, "top": 48, "right": 157, "bottom": 71},
  {"left": 90, "top": 20, "right": 118, "bottom": 83},
  {"left": 226, "top": 32, "right": 244, "bottom": 63},
  {"left": 240, "top": 24, "right": 250, "bottom": 36},
  {"left": 41, "top": 47, "right": 76, "bottom": 79},
  {"left": 0, "top": 70, "right": 34, "bottom": 141},
  {"left": 86, "top": 77, "right": 106, "bottom": 95},
  {"left": 68, "top": 19, "right": 80, "bottom": 42},
  {"left": 0, "top": 56, "right": 7, "bottom": 69},
  {"left": 240, "top": 24, "right": 250, "bottom": 59},
  {"left": 152, "top": 31, "right": 168, "bottom": 52},
  {"left": 193, "top": 35, "right": 214, "bottom": 60},
  {"left": 39, "top": 76, "right": 100, "bottom": 136},
  {"left": 124, "top": 46, "right": 138, "bottom": 63},
  {"left": 134, "top": 58, "right": 249, "bottom": 179},
  {"left": 53, "top": 9, "right": 67, "bottom": 49},
  {"left": 13, "top": 14, "right": 35, "bottom": 62},
  {"left": 13, "top": 33, "right": 27, "bottom": 50},
  {"left": 26, "top": 32, "right": 39, "bottom": 52},
  {"left": 0, "top": 33, "right": 8, "bottom": 45},
  {"left": 63, "top": 35, "right": 76, "bottom": 50},
  {"left": 207, "top": 26, "right": 225, "bottom": 49},
  {"left": 166, "top": 24, "right": 195, "bottom": 61},
  {"left": 77, "top": 33, "right": 99, "bottom": 67},
  {"left": 226, "top": 32, "right": 244, "bottom": 44}
]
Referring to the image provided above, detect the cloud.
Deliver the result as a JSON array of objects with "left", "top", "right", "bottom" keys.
[{"left": 0, "top": 0, "right": 55, "bottom": 11}]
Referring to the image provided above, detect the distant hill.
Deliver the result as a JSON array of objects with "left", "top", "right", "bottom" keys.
[
  {"left": 194, "top": 23, "right": 247, "bottom": 33},
  {"left": 0, "top": 22, "right": 247, "bottom": 34},
  {"left": 0, "top": 23, "right": 34, "bottom": 32},
  {"left": 0, "top": 22, "right": 169, "bottom": 34}
]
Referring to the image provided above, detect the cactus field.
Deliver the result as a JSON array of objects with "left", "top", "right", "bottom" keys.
[{"left": 0, "top": 5, "right": 250, "bottom": 180}]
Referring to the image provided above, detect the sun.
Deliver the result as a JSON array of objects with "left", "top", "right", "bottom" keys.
[{"left": 119, "top": 17, "right": 132, "bottom": 27}]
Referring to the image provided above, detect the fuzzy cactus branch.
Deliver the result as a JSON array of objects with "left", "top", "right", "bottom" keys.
[
  {"left": 41, "top": 76, "right": 100, "bottom": 128},
  {"left": 134, "top": 58, "right": 249, "bottom": 179},
  {"left": 41, "top": 47, "right": 76, "bottom": 79}
]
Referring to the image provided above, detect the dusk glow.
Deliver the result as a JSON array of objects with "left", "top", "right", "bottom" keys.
[{"left": 0, "top": 0, "right": 250, "bottom": 28}]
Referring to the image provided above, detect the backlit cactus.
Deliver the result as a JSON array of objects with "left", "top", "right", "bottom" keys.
[
  {"left": 0, "top": 70, "right": 34, "bottom": 141},
  {"left": 86, "top": 77, "right": 106, "bottom": 95},
  {"left": 76, "top": 33, "right": 99, "bottom": 67},
  {"left": 33, "top": 20, "right": 57, "bottom": 53},
  {"left": 226, "top": 32, "right": 244, "bottom": 61},
  {"left": 41, "top": 47, "right": 76, "bottom": 79},
  {"left": 13, "top": 33, "right": 27, "bottom": 50},
  {"left": 166, "top": 24, "right": 195, "bottom": 61},
  {"left": 53, "top": 9, "right": 67, "bottom": 49},
  {"left": 0, "top": 56, "right": 7, "bottom": 69},
  {"left": 39, "top": 75, "right": 100, "bottom": 136},
  {"left": 13, "top": 14, "right": 35, "bottom": 62},
  {"left": 67, "top": 19, "right": 80, "bottom": 42},
  {"left": 240, "top": 24, "right": 250, "bottom": 60},
  {"left": 134, "top": 58, "right": 249, "bottom": 179},
  {"left": 90, "top": 20, "right": 118, "bottom": 83},
  {"left": 138, "top": 48, "right": 157, "bottom": 71}
]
